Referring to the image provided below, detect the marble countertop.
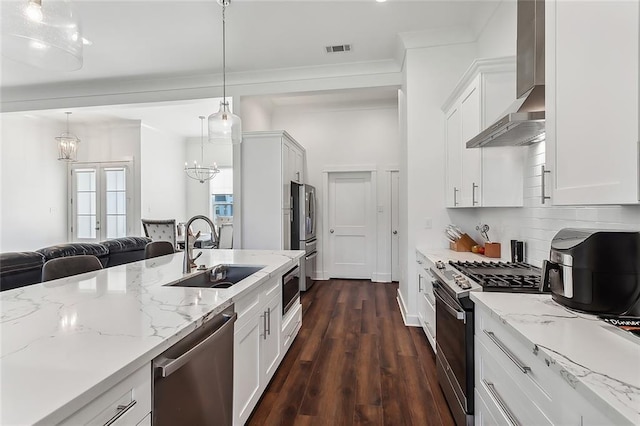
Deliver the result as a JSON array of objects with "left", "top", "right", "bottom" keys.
[
  {"left": 0, "top": 249, "right": 303, "bottom": 425},
  {"left": 471, "top": 292, "right": 640, "bottom": 425}
]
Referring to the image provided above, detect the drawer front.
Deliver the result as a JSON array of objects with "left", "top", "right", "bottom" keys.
[
  {"left": 475, "top": 305, "right": 555, "bottom": 405},
  {"left": 476, "top": 338, "right": 553, "bottom": 426},
  {"left": 474, "top": 389, "right": 502, "bottom": 426},
  {"left": 235, "top": 286, "right": 262, "bottom": 327},
  {"left": 282, "top": 301, "right": 302, "bottom": 350},
  {"left": 60, "top": 364, "right": 151, "bottom": 426},
  {"left": 263, "top": 276, "right": 281, "bottom": 299}
]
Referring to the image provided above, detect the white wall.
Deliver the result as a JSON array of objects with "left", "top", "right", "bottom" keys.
[
  {"left": 0, "top": 116, "right": 146, "bottom": 251},
  {"left": 400, "top": 43, "right": 478, "bottom": 323},
  {"left": 476, "top": 0, "right": 517, "bottom": 59},
  {"left": 239, "top": 97, "right": 273, "bottom": 132},
  {"left": 0, "top": 115, "right": 68, "bottom": 251},
  {"left": 271, "top": 100, "right": 400, "bottom": 282},
  {"left": 140, "top": 124, "right": 186, "bottom": 224},
  {"left": 75, "top": 119, "right": 143, "bottom": 236},
  {"left": 185, "top": 137, "right": 233, "bottom": 234}
]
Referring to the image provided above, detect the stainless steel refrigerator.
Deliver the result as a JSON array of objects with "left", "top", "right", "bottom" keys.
[{"left": 291, "top": 183, "right": 317, "bottom": 291}]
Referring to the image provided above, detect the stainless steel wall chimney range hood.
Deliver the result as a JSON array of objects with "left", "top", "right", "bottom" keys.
[{"left": 467, "top": 0, "right": 545, "bottom": 148}]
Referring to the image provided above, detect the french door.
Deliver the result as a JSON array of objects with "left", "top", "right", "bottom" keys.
[{"left": 68, "top": 162, "right": 133, "bottom": 242}]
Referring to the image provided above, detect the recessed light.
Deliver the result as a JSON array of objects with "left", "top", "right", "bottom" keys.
[
  {"left": 82, "top": 37, "right": 93, "bottom": 46},
  {"left": 376, "top": 0, "right": 387, "bottom": 3}
]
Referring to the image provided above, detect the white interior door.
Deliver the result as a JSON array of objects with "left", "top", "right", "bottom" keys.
[
  {"left": 327, "top": 171, "right": 373, "bottom": 279},
  {"left": 390, "top": 171, "right": 400, "bottom": 282}
]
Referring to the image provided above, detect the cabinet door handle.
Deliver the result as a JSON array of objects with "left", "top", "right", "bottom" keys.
[
  {"left": 261, "top": 313, "right": 267, "bottom": 340},
  {"left": 483, "top": 329, "right": 531, "bottom": 374},
  {"left": 541, "top": 165, "right": 551, "bottom": 204},
  {"left": 472, "top": 182, "right": 479, "bottom": 206},
  {"left": 104, "top": 400, "right": 137, "bottom": 426},
  {"left": 418, "top": 276, "right": 423, "bottom": 292},
  {"left": 453, "top": 187, "right": 459, "bottom": 206},
  {"left": 267, "top": 307, "right": 271, "bottom": 336},
  {"left": 483, "top": 380, "right": 521, "bottom": 426}
]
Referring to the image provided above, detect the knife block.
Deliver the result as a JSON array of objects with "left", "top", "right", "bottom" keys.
[
  {"left": 484, "top": 242, "right": 501, "bottom": 258},
  {"left": 449, "top": 234, "right": 478, "bottom": 252}
]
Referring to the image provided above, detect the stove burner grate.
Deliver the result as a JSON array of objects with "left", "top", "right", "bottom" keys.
[{"left": 449, "top": 260, "right": 545, "bottom": 293}]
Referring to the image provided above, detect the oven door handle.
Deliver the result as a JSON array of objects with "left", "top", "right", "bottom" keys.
[{"left": 433, "top": 286, "right": 465, "bottom": 322}]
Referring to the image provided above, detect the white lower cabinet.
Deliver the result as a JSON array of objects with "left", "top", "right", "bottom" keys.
[
  {"left": 233, "top": 272, "right": 301, "bottom": 426},
  {"left": 60, "top": 364, "right": 151, "bottom": 426},
  {"left": 234, "top": 309, "right": 262, "bottom": 425},
  {"left": 282, "top": 299, "right": 302, "bottom": 352},
  {"left": 261, "top": 293, "right": 282, "bottom": 382},
  {"left": 474, "top": 304, "right": 628, "bottom": 425},
  {"left": 416, "top": 251, "right": 436, "bottom": 352}
]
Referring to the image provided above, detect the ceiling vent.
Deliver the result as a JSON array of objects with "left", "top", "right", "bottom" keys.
[{"left": 325, "top": 44, "right": 351, "bottom": 54}]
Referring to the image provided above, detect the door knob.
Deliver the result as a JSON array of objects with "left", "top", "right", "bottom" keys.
[
  {"left": 330, "top": 229, "right": 334, "bottom": 233},
  {"left": 393, "top": 230, "right": 398, "bottom": 235}
]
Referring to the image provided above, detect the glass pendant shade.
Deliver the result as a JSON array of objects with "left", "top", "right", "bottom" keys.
[
  {"left": 186, "top": 116, "right": 220, "bottom": 183},
  {"left": 208, "top": 101, "right": 242, "bottom": 145},
  {"left": 1, "top": 0, "right": 83, "bottom": 71},
  {"left": 56, "top": 112, "right": 80, "bottom": 162}
]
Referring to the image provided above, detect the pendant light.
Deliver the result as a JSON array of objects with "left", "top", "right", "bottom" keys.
[
  {"left": 1, "top": 0, "right": 83, "bottom": 71},
  {"left": 186, "top": 116, "right": 221, "bottom": 183},
  {"left": 208, "top": 0, "right": 242, "bottom": 145},
  {"left": 55, "top": 112, "right": 80, "bottom": 162}
]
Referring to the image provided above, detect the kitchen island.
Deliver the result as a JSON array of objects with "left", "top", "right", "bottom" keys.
[{"left": 0, "top": 249, "right": 303, "bottom": 425}]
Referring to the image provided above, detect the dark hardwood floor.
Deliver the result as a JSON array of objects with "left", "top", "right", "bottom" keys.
[{"left": 247, "top": 279, "right": 455, "bottom": 426}]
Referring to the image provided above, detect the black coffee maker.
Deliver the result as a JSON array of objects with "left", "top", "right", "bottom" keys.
[{"left": 542, "top": 229, "right": 640, "bottom": 316}]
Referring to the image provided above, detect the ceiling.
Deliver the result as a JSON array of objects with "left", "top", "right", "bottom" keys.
[
  {"left": 1, "top": 0, "right": 501, "bottom": 137},
  {"left": 1, "top": 0, "right": 500, "bottom": 88}
]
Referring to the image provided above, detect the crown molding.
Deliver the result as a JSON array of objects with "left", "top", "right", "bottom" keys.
[{"left": 440, "top": 56, "right": 516, "bottom": 112}]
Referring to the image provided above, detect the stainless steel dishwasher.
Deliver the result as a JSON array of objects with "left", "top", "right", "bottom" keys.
[{"left": 153, "top": 304, "right": 237, "bottom": 426}]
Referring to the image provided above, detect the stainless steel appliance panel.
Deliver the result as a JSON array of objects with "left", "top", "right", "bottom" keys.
[
  {"left": 302, "top": 250, "right": 317, "bottom": 292},
  {"left": 433, "top": 277, "right": 474, "bottom": 426},
  {"left": 283, "top": 265, "right": 300, "bottom": 315},
  {"left": 301, "top": 184, "right": 316, "bottom": 241},
  {"left": 153, "top": 305, "right": 236, "bottom": 426}
]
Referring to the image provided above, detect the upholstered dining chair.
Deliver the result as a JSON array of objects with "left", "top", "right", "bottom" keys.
[
  {"left": 145, "top": 241, "right": 175, "bottom": 259},
  {"left": 141, "top": 219, "right": 177, "bottom": 249},
  {"left": 217, "top": 224, "right": 233, "bottom": 249},
  {"left": 41, "top": 255, "right": 103, "bottom": 282}
]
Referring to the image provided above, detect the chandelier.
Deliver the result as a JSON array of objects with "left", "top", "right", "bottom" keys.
[
  {"left": 208, "top": 0, "right": 242, "bottom": 145},
  {"left": 185, "top": 116, "right": 220, "bottom": 183},
  {"left": 55, "top": 112, "right": 80, "bottom": 162}
]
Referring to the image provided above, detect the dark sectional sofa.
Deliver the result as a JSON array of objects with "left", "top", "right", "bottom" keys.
[{"left": 0, "top": 236, "right": 152, "bottom": 292}]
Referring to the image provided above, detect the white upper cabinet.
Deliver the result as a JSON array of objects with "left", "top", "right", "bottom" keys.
[
  {"left": 443, "top": 57, "right": 525, "bottom": 208},
  {"left": 445, "top": 107, "right": 463, "bottom": 207},
  {"left": 545, "top": 0, "right": 639, "bottom": 205}
]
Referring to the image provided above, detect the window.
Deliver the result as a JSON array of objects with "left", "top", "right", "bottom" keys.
[
  {"left": 212, "top": 194, "right": 233, "bottom": 219},
  {"left": 69, "top": 162, "right": 133, "bottom": 242},
  {"left": 210, "top": 167, "right": 233, "bottom": 223}
]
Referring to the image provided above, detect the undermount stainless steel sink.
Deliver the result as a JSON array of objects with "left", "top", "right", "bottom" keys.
[{"left": 166, "top": 265, "right": 266, "bottom": 289}]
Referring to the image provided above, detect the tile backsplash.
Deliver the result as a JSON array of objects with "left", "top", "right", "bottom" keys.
[{"left": 451, "top": 142, "right": 640, "bottom": 267}]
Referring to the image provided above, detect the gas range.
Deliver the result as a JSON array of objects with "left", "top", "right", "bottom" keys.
[
  {"left": 430, "top": 259, "right": 545, "bottom": 299},
  {"left": 449, "top": 260, "right": 544, "bottom": 293}
]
